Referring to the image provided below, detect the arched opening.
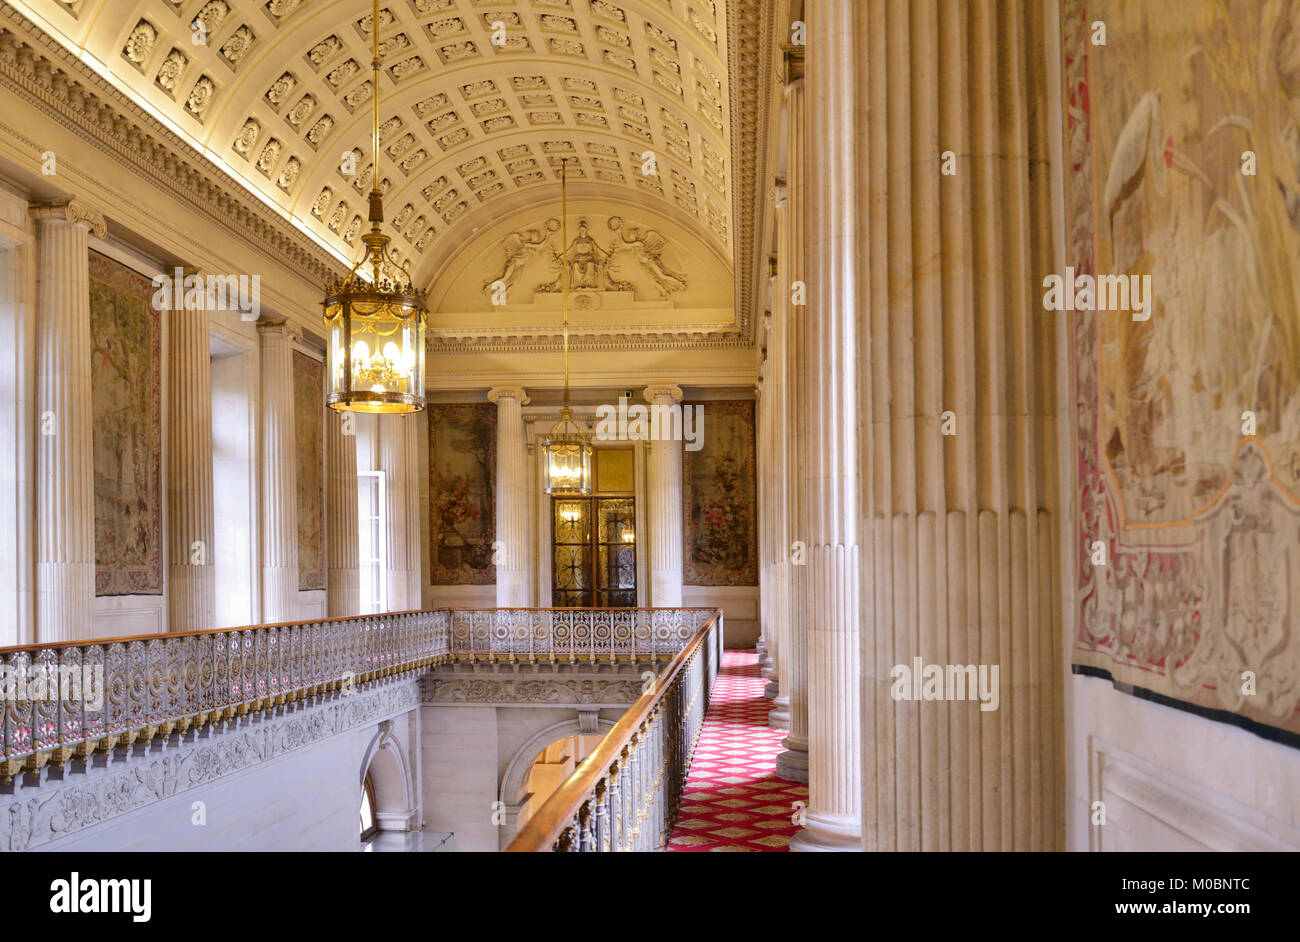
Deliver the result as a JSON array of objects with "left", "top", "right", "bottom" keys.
[
  {"left": 516, "top": 733, "right": 606, "bottom": 831},
  {"left": 359, "top": 773, "right": 377, "bottom": 842}
]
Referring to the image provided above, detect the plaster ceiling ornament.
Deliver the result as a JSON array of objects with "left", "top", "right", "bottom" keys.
[
  {"left": 154, "top": 48, "right": 188, "bottom": 95},
  {"left": 327, "top": 200, "right": 348, "bottom": 232},
  {"left": 122, "top": 20, "right": 156, "bottom": 66},
  {"left": 232, "top": 117, "right": 260, "bottom": 157},
  {"left": 192, "top": 1, "right": 230, "bottom": 36},
  {"left": 184, "top": 75, "right": 215, "bottom": 120},
  {"left": 277, "top": 156, "right": 301, "bottom": 191},
  {"left": 219, "top": 25, "right": 256, "bottom": 66},
  {"left": 255, "top": 138, "right": 282, "bottom": 175},
  {"left": 264, "top": 71, "right": 296, "bottom": 108},
  {"left": 311, "top": 187, "right": 332, "bottom": 220}
]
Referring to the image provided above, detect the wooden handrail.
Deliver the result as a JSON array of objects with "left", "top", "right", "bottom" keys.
[
  {"left": 505, "top": 608, "right": 721, "bottom": 852},
  {"left": 0, "top": 608, "right": 434, "bottom": 655}
]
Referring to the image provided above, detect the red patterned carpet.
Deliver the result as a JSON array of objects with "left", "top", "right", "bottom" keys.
[{"left": 667, "top": 649, "right": 809, "bottom": 851}]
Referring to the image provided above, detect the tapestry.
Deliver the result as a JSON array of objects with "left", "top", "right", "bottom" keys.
[
  {"left": 294, "top": 351, "right": 325, "bottom": 591},
  {"left": 1064, "top": 0, "right": 1300, "bottom": 742},
  {"left": 428, "top": 403, "right": 496, "bottom": 584},
  {"left": 89, "top": 250, "right": 163, "bottom": 596},
  {"left": 683, "top": 400, "right": 757, "bottom": 585}
]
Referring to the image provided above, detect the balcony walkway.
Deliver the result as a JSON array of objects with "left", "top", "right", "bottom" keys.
[{"left": 666, "top": 649, "right": 807, "bottom": 852}]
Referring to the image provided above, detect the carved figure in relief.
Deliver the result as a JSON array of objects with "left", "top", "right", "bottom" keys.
[
  {"left": 482, "top": 219, "right": 560, "bottom": 293},
  {"left": 560, "top": 219, "right": 606, "bottom": 288},
  {"left": 608, "top": 216, "right": 686, "bottom": 296}
]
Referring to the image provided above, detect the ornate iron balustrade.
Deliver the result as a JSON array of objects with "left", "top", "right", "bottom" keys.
[
  {"left": 505, "top": 610, "right": 723, "bottom": 852},
  {"left": 0, "top": 607, "right": 718, "bottom": 783}
]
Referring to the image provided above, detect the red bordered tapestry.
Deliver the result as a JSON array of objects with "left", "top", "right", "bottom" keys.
[
  {"left": 293, "top": 350, "right": 325, "bottom": 591},
  {"left": 683, "top": 400, "right": 757, "bottom": 586}
]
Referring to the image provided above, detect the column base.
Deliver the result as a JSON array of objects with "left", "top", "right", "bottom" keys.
[
  {"left": 789, "top": 811, "right": 860, "bottom": 852},
  {"left": 775, "top": 740, "right": 808, "bottom": 782},
  {"left": 763, "top": 679, "right": 778, "bottom": 700},
  {"left": 768, "top": 695, "right": 790, "bottom": 730}
]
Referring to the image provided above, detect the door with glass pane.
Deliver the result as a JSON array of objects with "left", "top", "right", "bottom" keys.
[{"left": 551, "top": 497, "right": 636, "bottom": 607}]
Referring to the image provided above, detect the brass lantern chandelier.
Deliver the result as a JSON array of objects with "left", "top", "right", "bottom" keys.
[
  {"left": 322, "top": 0, "right": 427, "bottom": 414},
  {"left": 540, "top": 159, "right": 593, "bottom": 495}
]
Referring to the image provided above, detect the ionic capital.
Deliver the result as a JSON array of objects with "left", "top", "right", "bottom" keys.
[
  {"left": 30, "top": 199, "right": 107, "bottom": 237},
  {"left": 487, "top": 386, "right": 530, "bottom": 406},
  {"left": 642, "top": 384, "right": 683, "bottom": 405}
]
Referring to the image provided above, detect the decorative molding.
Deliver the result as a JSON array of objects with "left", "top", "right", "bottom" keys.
[
  {"left": 421, "top": 674, "right": 644, "bottom": 705},
  {"left": 0, "top": 679, "right": 421, "bottom": 853}
]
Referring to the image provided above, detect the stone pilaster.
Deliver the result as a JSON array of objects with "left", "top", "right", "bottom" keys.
[
  {"left": 643, "top": 384, "right": 684, "bottom": 607},
  {"left": 257, "top": 319, "right": 300, "bottom": 623},
  {"left": 165, "top": 270, "right": 216, "bottom": 631},
  {"left": 755, "top": 373, "right": 777, "bottom": 698},
  {"left": 326, "top": 407, "right": 360, "bottom": 616},
  {"left": 768, "top": 186, "right": 791, "bottom": 730},
  {"left": 32, "top": 201, "right": 105, "bottom": 643},
  {"left": 855, "top": 0, "right": 1061, "bottom": 851},
  {"left": 790, "top": 0, "right": 861, "bottom": 852},
  {"left": 776, "top": 59, "right": 809, "bottom": 781},
  {"left": 488, "top": 386, "right": 531, "bottom": 607}
]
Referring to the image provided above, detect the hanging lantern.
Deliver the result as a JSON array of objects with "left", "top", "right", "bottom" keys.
[
  {"left": 540, "top": 159, "right": 593, "bottom": 494},
  {"left": 323, "top": 0, "right": 427, "bottom": 414}
]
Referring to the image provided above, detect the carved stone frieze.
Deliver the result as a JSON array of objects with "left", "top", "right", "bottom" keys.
[{"left": 0, "top": 679, "right": 420, "bottom": 852}]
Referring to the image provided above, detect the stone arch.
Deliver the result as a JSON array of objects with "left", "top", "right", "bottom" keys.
[
  {"left": 497, "top": 716, "right": 615, "bottom": 850},
  {"left": 360, "top": 720, "right": 418, "bottom": 833}
]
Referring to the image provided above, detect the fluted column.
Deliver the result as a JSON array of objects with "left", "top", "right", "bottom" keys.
[
  {"left": 776, "top": 57, "right": 809, "bottom": 780},
  {"left": 165, "top": 270, "right": 216, "bottom": 631},
  {"left": 643, "top": 384, "right": 684, "bottom": 607},
  {"left": 790, "top": 0, "right": 861, "bottom": 852},
  {"left": 379, "top": 414, "right": 410, "bottom": 611},
  {"left": 404, "top": 413, "right": 423, "bottom": 609},
  {"left": 488, "top": 386, "right": 531, "bottom": 607},
  {"left": 768, "top": 186, "right": 792, "bottom": 730},
  {"left": 258, "top": 319, "right": 300, "bottom": 623},
  {"left": 33, "top": 201, "right": 104, "bottom": 643},
  {"left": 755, "top": 373, "right": 778, "bottom": 696},
  {"left": 856, "top": 0, "right": 1061, "bottom": 851},
  {"left": 326, "top": 407, "right": 360, "bottom": 616}
]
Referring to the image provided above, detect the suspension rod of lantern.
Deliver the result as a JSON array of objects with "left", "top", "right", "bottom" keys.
[
  {"left": 561, "top": 157, "right": 570, "bottom": 406},
  {"left": 371, "top": 0, "right": 379, "bottom": 202}
]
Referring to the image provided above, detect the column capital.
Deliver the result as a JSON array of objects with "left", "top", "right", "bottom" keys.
[
  {"left": 487, "top": 385, "right": 530, "bottom": 405},
  {"left": 642, "top": 384, "right": 683, "bottom": 404},
  {"left": 256, "top": 317, "right": 302, "bottom": 342},
  {"left": 782, "top": 43, "right": 805, "bottom": 83},
  {"left": 30, "top": 199, "right": 107, "bottom": 238}
]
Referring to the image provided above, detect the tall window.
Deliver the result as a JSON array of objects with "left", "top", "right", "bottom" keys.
[
  {"left": 358, "top": 470, "right": 386, "bottom": 613},
  {"left": 359, "top": 772, "right": 377, "bottom": 840}
]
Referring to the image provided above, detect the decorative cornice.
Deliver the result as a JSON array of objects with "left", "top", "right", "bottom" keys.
[
  {"left": 0, "top": 6, "right": 349, "bottom": 289},
  {"left": 29, "top": 199, "right": 106, "bottom": 237},
  {"left": 727, "top": 0, "right": 779, "bottom": 347}
]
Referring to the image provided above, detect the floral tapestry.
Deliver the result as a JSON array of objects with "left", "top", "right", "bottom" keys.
[
  {"left": 89, "top": 250, "right": 162, "bottom": 596},
  {"left": 294, "top": 351, "right": 325, "bottom": 591},
  {"left": 683, "top": 400, "right": 757, "bottom": 585},
  {"left": 1064, "top": 0, "right": 1300, "bottom": 742},
  {"left": 428, "top": 403, "right": 496, "bottom": 585}
]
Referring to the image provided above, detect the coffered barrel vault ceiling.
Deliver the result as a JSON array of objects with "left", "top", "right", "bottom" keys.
[{"left": 19, "top": 0, "right": 743, "bottom": 327}]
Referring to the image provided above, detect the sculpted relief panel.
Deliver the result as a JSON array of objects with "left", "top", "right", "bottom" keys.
[{"left": 1064, "top": 0, "right": 1300, "bottom": 741}]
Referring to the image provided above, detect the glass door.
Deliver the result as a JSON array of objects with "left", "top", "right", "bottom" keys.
[
  {"left": 551, "top": 496, "right": 636, "bottom": 607},
  {"left": 358, "top": 470, "right": 386, "bottom": 613}
]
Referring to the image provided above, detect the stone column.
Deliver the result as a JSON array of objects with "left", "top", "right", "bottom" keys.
[
  {"left": 165, "top": 270, "right": 216, "bottom": 631},
  {"left": 488, "top": 386, "right": 531, "bottom": 607},
  {"left": 755, "top": 373, "right": 778, "bottom": 695},
  {"left": 326, "top": 407, "right": 360, "bottom": 616},
  {"left": 258, "top": 319, "right": 300, "bottom": 623},
  {"left": 404, "top": 413, "right": 423, "bottom": 609},
  {"left": 643, "top": 384, "right": 684, "bottom": 607},
  {"left": 856, "top": 0, "right": 1061, "bottom": 851},
  {"left": 776, "top": 55, "right": 809, "bottom": 780},
  {"left": 790, "top": 0, "right": 861, "bottom": 852},
  {"left": 32, "top": 201, "right": 104, "bottom": 643},
  {"left": 379, "top": 414, "right": 410, "bottom": 611},
  {"left": 768, "top": 186, "right": 791, "bottom": 730}
]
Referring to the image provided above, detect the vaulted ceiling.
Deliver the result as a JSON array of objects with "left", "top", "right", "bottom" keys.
[{"left": 17, "top": 0, "right": 748, "bottom": 300}]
